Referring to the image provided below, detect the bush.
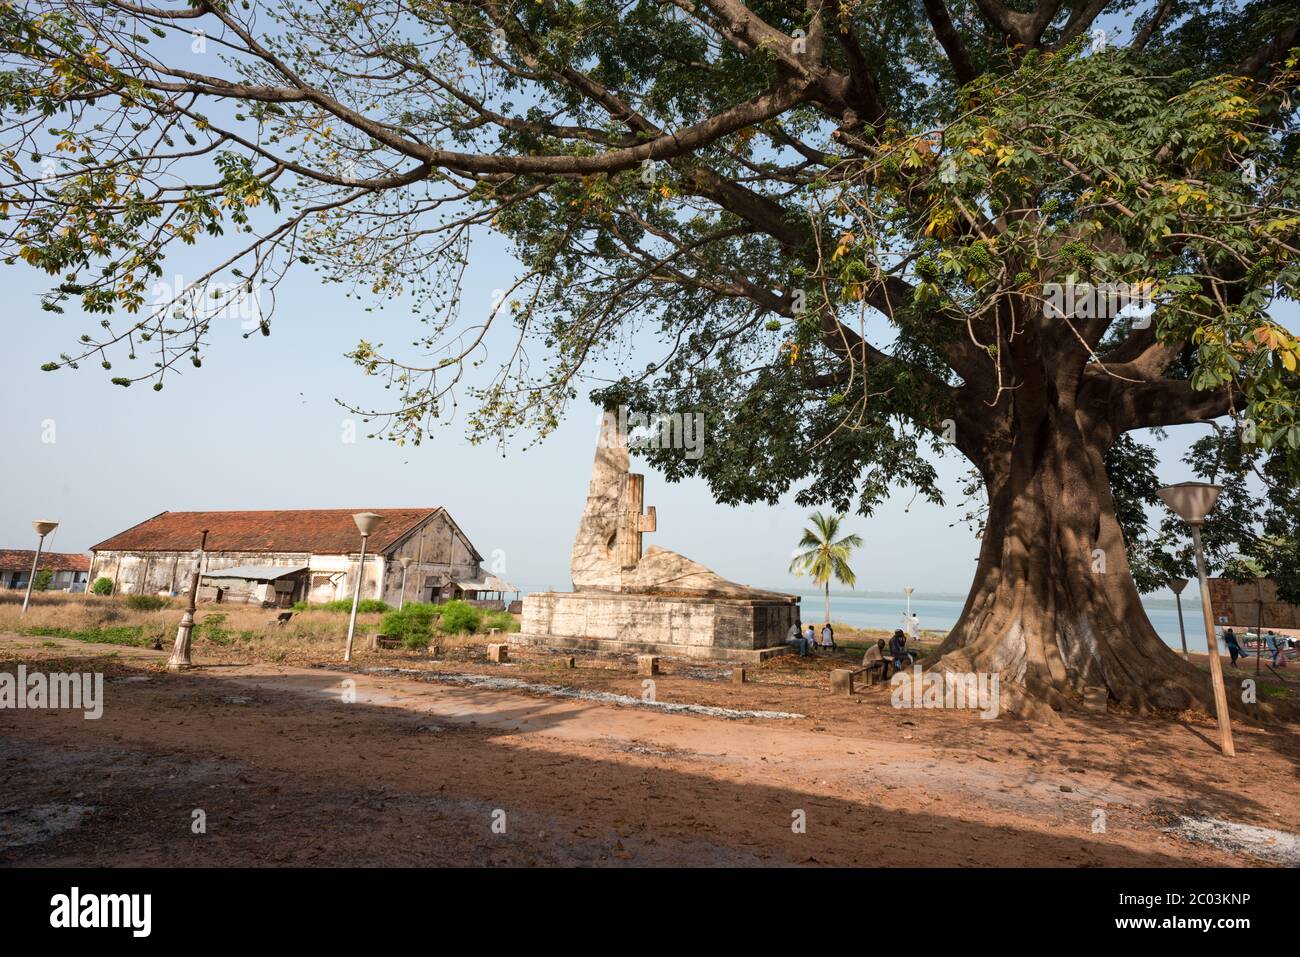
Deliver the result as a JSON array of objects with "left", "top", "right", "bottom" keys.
[
  {"left": 125, "top": 594, "right": 171, "bottom": 611},
  {"left": 91, "top": 577, "right": 114, "bottom": 596},
  {"left": 33, "top": 569, "right": 53, "bottom": 592},
  {"left": 482, "top": 610, "right": 520, "bottom": 633},
  {"left": 196, "top": 613, "right": 233, "bottom": 645},
  {"left": 380, "top": 604, "right": 438, "bottom": 649},
  {"left": 438, "top": 600, "right": 482, "bottom": 635}
]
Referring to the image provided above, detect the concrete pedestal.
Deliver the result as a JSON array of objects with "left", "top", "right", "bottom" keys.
[{"left": 514, "top": 590, "right": 797, "bottom": 663}]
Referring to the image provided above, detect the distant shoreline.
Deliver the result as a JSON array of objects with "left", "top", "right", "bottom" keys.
[{"left": 769, "top": 587, "right": 1200, "bottom": 610}]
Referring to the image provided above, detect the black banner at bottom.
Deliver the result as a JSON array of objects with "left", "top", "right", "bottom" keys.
[{"left": 0, "top": 866, "right": 1289, "bottom": 943}]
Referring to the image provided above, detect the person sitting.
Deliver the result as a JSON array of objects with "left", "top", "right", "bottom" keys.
[
  {"left": 863, "top": 638, "right": 890, "bottom": 681},
  {"left": 888, "top": 629, "right": 912, "bottom": 671},
  {"left": 787, "top": 620, "right": 808, "bottom": 658},
  {"left": 804, "top": 624, "right": 817, "bottom": 655},
  {"left": 820, "top": 622, "right": 837, "bottom": 653}
]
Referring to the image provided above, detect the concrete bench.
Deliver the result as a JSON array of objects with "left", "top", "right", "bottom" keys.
[{"left": 831, "top": 662, "right": 889, "bottom": 696}]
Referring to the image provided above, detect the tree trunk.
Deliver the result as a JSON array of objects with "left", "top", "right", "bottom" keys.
[{"left": 935, "top": 380, "right": 1221, "bottom": 717}]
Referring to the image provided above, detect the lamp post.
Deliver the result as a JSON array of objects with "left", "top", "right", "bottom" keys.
[
  {"left": 904, "top": 585, "right": 914, "bottom": 618},
  {"left": 1168, "top": 577, "right": 1189, "bottom": 659},
  {"left": 21, "top": 520, "right": 59, "bottom": 615},
  {"left": 1157, "top": 482, "right": 1234, "bottom": 757},
  {"left": 169, "top": 529, "right": 208, "bottom": 672},
  {"left": 398, "top": 555, "right": 413, "bottom": 611},
  {"left": 344, "top": 512, "right": 383, "bottom": 663}
]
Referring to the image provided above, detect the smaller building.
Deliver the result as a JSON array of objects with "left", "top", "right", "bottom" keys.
[
  {"left": 0, "top": 550, "right": 90, "bottom": 593},
  {"left": 439, "top": 573, "right": 520, "bottom": 611},
  {"left": 200, "top": 564, "right": 309, "bottom": 607}
]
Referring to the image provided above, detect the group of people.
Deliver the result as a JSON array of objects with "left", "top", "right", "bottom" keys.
[
  {"left": 784, "top": 618, "right": 918, "bottom": 680},
  {"left": 1221, "top": 627, "right": 1298, "bottom": 668},
  {"left": 861, "top": 629, "right": 917, "bottom": 680},
  {"left": 787, "top": 621, "right": 838, "bottom": 657}
]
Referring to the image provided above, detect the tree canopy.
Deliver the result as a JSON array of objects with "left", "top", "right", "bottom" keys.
[{"left": 2, "top": 0, "right": 1298, "bottom": 620}]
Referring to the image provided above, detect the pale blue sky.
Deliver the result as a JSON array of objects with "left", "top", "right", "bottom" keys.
[
  {"left": 5, "top": 8, "right": 1281, "bottom": 604},
  {"left": 4, "top": 216, "right": 1262, "bottom": 603}
]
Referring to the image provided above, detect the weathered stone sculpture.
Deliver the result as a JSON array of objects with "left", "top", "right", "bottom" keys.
[{"left": 515, "top": 410, "right": 799, "bottom": 661}]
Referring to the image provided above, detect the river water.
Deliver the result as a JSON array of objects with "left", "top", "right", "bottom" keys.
[{"left": 783, "top": 589, "right": 1209, "bottom": 653}]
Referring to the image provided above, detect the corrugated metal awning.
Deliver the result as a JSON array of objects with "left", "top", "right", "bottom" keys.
[
  {"left": 451, "top": 574, "right": 519, "bottom": 593},
  {"left": 202, "top": 564, "right": 309, "bottom": 581}
]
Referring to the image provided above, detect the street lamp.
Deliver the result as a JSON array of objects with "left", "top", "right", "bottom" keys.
[
  {"left": 1168, "top": 577, "right": 1189, "bottom": 659},
  {"left": 21, "top": 520, "right": 59, "bottom": 615},
  {"left": 344, "top": 512, "right": 383, "bottom": 662},
  {"left": 1157, "top": 482, "right": 1233, "bottom": 756},
  {"left": 398, "top": 555, "right": 413, "bottom": 611},
  {"left": 904, "top": 585, "right": 914, "bottom": 617}
]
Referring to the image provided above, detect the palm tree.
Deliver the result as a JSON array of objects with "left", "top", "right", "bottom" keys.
[{"left": 789, "top": 512, "right": 864, "bottom": 627}]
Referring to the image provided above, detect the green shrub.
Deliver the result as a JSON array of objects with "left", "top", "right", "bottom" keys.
[
  {"left": 33, "top": 569, "right": 54, "bottom": 592},
  {"left": 482, "top": 610, "right": 520, "bottom": 633},
  {"left": 196, "top": 613, "right": 233, "bottom": 645},
  {"left": 378, "top": 605, "right": 434, "bottom": 649},
  {"left": 437, "top": 599, "right": 482, "bottom": 635},
  {"left": 91, "top": 577, "right": 114, "bottom": 596},
  {"left": 125, "top": 594, "right": 171, "bottom": 611}
]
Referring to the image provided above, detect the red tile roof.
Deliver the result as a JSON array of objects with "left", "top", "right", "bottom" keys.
[
  {"left": 91, "top": 509, "right": 444, "bottom": 556},
  {"left": 0, "top": 550, "right": 90, "bottom": 573}
]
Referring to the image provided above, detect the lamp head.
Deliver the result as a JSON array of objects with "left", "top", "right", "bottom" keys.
[
  {"left": 352, "top": 512, "right": 383, "bottom": 537},
  {"left": 32, "top": 520, "right": 58, "bottom": 537},
  {"left": 399, "top": 556, "right": 413, "bottom": 569},
  {"left": 1167, "top": 577, "right": 1188, "bottom": 595},
  {"left": 1156, "top": 482, "right": 1222, "bottom": 525}
]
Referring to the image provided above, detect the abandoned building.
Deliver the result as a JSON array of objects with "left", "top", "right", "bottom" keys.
[
  {"left": 88, "top": 508, "right": 489, "bottom": 608},
  {"left": 0, "top": 550, "right": 90, "bottom": 592}
]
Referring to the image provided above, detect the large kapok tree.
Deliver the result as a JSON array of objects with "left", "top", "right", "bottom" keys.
[{"left": 2, "top": 0, "right": 1298, "bottom": 713}]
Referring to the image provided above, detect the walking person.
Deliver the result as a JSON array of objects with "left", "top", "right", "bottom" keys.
[
  {"left": 1266, "top": 630, "right": 1282, "bottom": 667},
  {"left": 1223, "top": 627, "right": 1243, "bottom": 667}
]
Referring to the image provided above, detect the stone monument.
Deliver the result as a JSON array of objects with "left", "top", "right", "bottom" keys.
[{"left": 513, "top": 410, "right": 799, "bottom": 662}]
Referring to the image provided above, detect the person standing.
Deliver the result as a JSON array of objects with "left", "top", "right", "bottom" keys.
[
  {"left": 1223, "top": 627, "right": 1243, "bottom": 667},
  {"left": 905, "top": 612, "right": 921, "bottom": 641}
]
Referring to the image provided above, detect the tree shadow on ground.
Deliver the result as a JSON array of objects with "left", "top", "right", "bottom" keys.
[{"left": 0, "top": 658, "right": 1273, "bottom": 867}]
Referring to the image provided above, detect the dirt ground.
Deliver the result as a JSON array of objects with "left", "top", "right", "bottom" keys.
[{"left": 2, "top": 631, "right": 1298, "bottom": 867}]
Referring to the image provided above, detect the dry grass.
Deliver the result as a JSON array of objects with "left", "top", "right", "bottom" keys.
[{"left": 0, "top": 591, "right": 387, "bottom": 662}]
